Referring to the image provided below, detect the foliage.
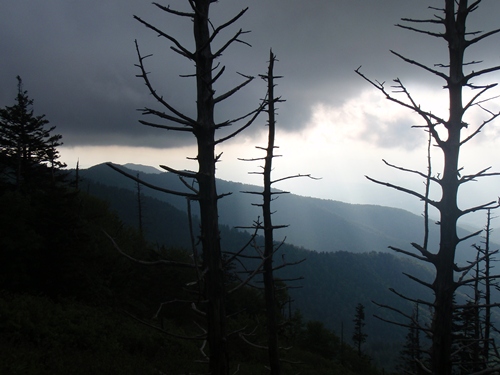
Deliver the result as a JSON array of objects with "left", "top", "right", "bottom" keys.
[
  {"left": 397, "top": 304, "right": 426, "bottom": 374},
  {"left": 0, "top": 76, "right": 385, "bottom": 373},
  {"left": 0, "top": 292, "right": 201, "bottom": 375},
  {"left": 73, "top": 170, "right": 443, "bottom": 370},
  {"left": 0, "top": 180, "right": 385, "bottom": 374},
  {"left": 0, "top": 76, "right": 65, "bottom": 191},
  {"left": 352, "top": 303, "right": 368, "bottom": 355}
]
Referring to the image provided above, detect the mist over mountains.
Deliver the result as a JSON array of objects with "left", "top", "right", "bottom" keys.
[
  {"left": 81, "top": 163, "right": 487, "bottom": 264},
  {"left": 75, "top": 163, "right": 500, "bottom": 369}
]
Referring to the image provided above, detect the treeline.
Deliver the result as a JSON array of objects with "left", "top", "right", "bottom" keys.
[
  {"left": 0, "top": 78, "right": 382, "bottom": 374},
  {"left": 0, "top": 168, "right": 383, "bottom": 375},
  {"left": 80, "top": 170, "right": 439, "bottom": 370}
]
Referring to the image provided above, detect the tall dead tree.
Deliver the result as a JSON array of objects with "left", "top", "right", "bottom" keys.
[
  {"left": 470, "top": 209, "right": 500, "bottom": 366},
  {"left": 108, "top": 2, "right": 263, "bottom": 374},
  {"left": 356, "top": 1, "right": 500, "bottom": 374},
  {"left": 259, "top": 51, "right": 284, "bottom": 375},
  {"left": 238, "top": 51, "right": 311, "bottom": 374}
]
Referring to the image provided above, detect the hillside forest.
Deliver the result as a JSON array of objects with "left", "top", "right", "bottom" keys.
[{"left": 3, "top": 1, "right": 500, "bottom": 375}]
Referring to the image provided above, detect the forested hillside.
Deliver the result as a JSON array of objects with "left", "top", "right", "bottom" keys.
[
  {"left": 0, "top": 72, "right": 387, "bottom": 375},
  {"left": 81, "top": 163, "right": 486, "bottom": 264},
  {"left": 79, "top": 168, "right": 440, "bottom": 370},
  {"left": 4, "top": 0, "right": 500, "bottom": 373},
  {"left": 0, "top": 180, "right": 388, "bottom": 374}
]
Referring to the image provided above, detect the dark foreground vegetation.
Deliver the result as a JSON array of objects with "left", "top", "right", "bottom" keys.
[
  {"left": 0, "top": 186, "right": 382, "bottom": 374},
  {"left": 4, "top": 0, "right": 500, "bottom": 372},
  {"left": 0, "top": 68, "right": 383, "bottom": 375}
]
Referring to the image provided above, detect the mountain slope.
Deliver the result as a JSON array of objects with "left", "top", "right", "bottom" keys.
[
  {"left": 76, "top": 163, "right": 500, "bottom": 370},
  {"left": 80, "top": 163, "right": 486, "bottom": 260}
]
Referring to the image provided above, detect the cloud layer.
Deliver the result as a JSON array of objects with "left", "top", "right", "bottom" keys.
[{"left": 2, "top": 0, "right": 500, "bottom": 150}]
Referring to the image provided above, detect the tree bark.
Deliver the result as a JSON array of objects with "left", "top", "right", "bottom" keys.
[
  {"left": 262, "top": 51, "right": 281, "bottom": 375},
  {"left": 430, "top": 2, "right": 465, "bottom": 373},
  {"left": 193, "top": 2, "right": 228, "bottom": 374}
]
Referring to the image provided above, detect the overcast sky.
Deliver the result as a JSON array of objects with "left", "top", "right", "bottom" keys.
[{"left": 2, "top": 0, "right": 500, "bottom": 227}]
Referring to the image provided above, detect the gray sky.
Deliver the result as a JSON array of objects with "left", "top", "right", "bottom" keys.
[{"left": 2, "top": 0, "right": 500, "bottom": 227}]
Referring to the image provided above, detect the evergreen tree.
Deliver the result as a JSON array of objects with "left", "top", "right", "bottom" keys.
[
  {"left": 398, "top": 304, "right": 425, "bottom": 374},
  {"left": 0, "top": 76, "right": 65, "bottom": 190},
  {"left": 352, "top": 303, "right": 367, "bottom": 356}
]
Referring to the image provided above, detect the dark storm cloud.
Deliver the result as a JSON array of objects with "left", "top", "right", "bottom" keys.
[{"left": 1, "top": 0, "right": 499, "bottom": 148}]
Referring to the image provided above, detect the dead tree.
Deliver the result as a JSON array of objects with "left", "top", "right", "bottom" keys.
[
  {"left": 108, "top": 2, "right": 263, "bottom": 374},
  {"left": 470, "top": 209, "right": 500, "bottom": 366},
  {"left": 356, "top": 1, "right": 500, "bottom": 374},
  {"left": 258, "top": 51, "right": 285, "bottom": 375},
  {"left": 238, "top": 51, "right": 312, "bottom": 374}
]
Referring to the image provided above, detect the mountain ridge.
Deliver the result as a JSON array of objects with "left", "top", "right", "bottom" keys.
[{"left": 79, "top": 162, "right": 486, "bottom": 264}]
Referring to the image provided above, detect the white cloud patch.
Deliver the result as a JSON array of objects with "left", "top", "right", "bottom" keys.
[{"left": 306, "top": 90, "right": 426, "bottom": 150}]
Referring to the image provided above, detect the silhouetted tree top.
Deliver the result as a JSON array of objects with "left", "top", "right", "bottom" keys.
[{"left": 0, "top": 76, "right": 66, "bottom": 190}]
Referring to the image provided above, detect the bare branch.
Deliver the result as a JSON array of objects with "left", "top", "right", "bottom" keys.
[
  {"left": 102, "top": 230, "right": 195, "bottom": 268},
  {"left": 403, "top": 272, "right": 434, "bottom": 290},
  {"left": 215, "top": 102, "right": 266, "bottom": 145},
  {"left": 238, "top": 332, "right": 267, "bottom": 350},
  {"left": 459, "top": 166, "right": 495, "bottom": 183},
  {"left": 214, "top": 73, "right": 254, "bottom": 104},
  {"left": 212, "top": 29, "right": 252, "bottom": 59},
  {"left": 389, "top": 287, "right": 434, "bottom": 307},
  {"left": 460, "top": 111, "right": 500, "bottom": 145},
  {"left": 390, "top": 50, "right": 449, "bottom": 81},
  {"left": 139, "top": 107, "right": 194, "bottom": 128},
  {"left": 159, "top": 164, "right": 197, "bottom": 179},
  {"left": 138, "top": 119, "right": 193, "bottom": 132},
  {"left": 355, "top": 68, "right": 446, "bottom": 145},
  {"left": 396, "top": 22, "right": 444, "bottom": 38},
  {"left": 388, "top": 245, "right": 433, "bottom": 263},
  {"left": 457, "top": 229, "right": 482, "bottom": 244},
  {"left": 464, "top": 64, "right": 500, "bottom": 83},
  {"left": 134, "top": 16, "right": 193, "bottom": 59},
  {"left": 466, "top": 27, "right": 500, "bottom": 48},
  {"left": 383, "top": 159, "right": 440, "bottom": 184},
  {"left": 207, "top": 7, "right": 249, "bottom": 49},
  {"left": 462, "top": 83, "right": 496, "bottom": 113},
  {"left": 123, "top": 310, "right": 205, "bottom": 340},
  {"left": 152, "top": 2, "right": 194, "bottom": 18},
  {"left": 272, "top": 257, "right": 306, "bottom": 272},
  {"left": 134, "top": 41, "right": 197, "bottom": 127},
  {"left": 460, "top": 201, "right": 499, "bottom": 217},
  {"left": 224, "top": 221, "right": 261, "bottom": 265},
  {"left": 411, "top": 242, "right": 438, "bottom": 262},
  {"left": 228, "top": 256, "right": 267, "bottom": 294},
  {"left": 107, "top": 163, "right": 198, "bottom": 199},
  {"left": 272, "top": 173, "right": 321, "bottom": 185},
  {"left": 365, "top": 175, "right": 439, "bottom": 209}
]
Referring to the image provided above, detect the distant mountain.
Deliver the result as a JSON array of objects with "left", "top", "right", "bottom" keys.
[
  {"left": 76, "top": 175, "right": 430, "bottom": 369},
  {"left": 122, "top": 163, "right": 162, "bottom": 174},
  {"left": 76, "top": 163, "right": 500, "bottom": 370},
  {"left": 79, "top": 163, "right": 485, "bottom": 264}
]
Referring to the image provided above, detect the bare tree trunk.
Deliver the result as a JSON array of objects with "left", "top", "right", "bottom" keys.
[
  {"left": 126, "top": 1, "right": 258, "bottom": 372},
  {"left": 193, "top": 2, "right": 228, "bottom": 373},
  {"left": 262, "top": 51, "right": 281, "bottom": 375},
  {"left": 483, "top": 209, "right": 492, "bottom": 363},
  {"left": 356, "top": 1, "right": 500, "bottom": 374},
  {"left": 430, "top": 4, "right": 465, "bottom": 373}
]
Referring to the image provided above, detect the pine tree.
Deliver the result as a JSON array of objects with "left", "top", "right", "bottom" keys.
[
  {"left": 398, "top": 304, "right": 425, "bottom": 374},
  {"left": 352, "top": 303, "right": 368, "bottom": 356},
  {"left": 0, "top": 76, "right": 66, "bottom": 190}
]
